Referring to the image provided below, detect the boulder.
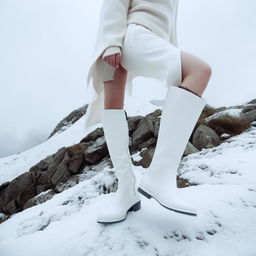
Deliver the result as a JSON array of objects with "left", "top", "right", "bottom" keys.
[{"left": 192, "top": 125, "right": 220, "bottom": 150}]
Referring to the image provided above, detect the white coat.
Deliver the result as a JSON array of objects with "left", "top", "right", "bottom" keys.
[{"left": 84, "top": 0, "right": 179, "bottom": 130}]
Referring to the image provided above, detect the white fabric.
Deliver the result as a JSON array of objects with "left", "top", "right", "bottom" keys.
[
  {"left": 127, "top": 0, "right": 177, "bottom": 41},
  {"left": 84, "top": 0, "right": 179, "bottom": 130},
  {"left": 102, "top": 46, "right": 121, "bottom": 59},
  {"left": 121, "top": 23, "right": 182, "bottom": 87},
  {"left": 138, "top": 85, "right": 207, "bottom": 216},
  {"left": 97, "top": 109, "right": 141, "bottom": 223}
]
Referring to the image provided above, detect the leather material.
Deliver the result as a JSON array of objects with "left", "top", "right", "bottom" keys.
[
  {"left": 97, "top": 109, "right": 141, "bottom": 223},
  {"left": 138, "top": 85, "right": 207, "bottom": 216}
]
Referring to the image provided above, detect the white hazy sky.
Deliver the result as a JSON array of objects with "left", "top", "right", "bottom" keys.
[{"left": 0, "top": 0, "right": 255, "bottom": 158}]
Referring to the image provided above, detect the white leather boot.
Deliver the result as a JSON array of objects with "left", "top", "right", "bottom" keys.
[
  {"left": 97, "top": 109, "right": 141, "bottom": 224},
  {"left": 138, "top": 85, "right": 206, "bottom": 216}
]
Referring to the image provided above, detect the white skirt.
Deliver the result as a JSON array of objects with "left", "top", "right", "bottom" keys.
[
  {"left": 84, "top": 23, "right": 182, "bottom": 131},
  {"left": 119, "top": 23, "right": 182, "bottom": 87}
]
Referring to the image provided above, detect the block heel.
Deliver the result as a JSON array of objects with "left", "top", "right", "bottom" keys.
[
  {"left": 129, "top": 200, "right": 141, "bottom": 212},
  {"left": 138, "top": 187, "right": 152, "bottom": 199}
]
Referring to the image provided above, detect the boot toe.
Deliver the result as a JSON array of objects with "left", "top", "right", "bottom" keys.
[{"left": 97, "top": 209, "right": 127, "bottom": 223}]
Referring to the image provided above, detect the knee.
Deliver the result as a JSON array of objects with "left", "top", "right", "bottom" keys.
[{"left": 197, "top": 62, "right": 212, "bottom": 83}]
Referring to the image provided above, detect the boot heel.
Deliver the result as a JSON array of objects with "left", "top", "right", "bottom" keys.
[
  {"left": 138, "top": 187, "right": 152, "bottom": 199},
  {"left": 129, "top": 201, "right": 141, "bottom": 212}
]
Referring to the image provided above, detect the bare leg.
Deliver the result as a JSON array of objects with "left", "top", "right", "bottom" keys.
[
  {"left": 103, "top": 65, "right": 128, "bottom": 109},
  {"left": 179, "top": 51, "right": 212, "bottom": 97}
]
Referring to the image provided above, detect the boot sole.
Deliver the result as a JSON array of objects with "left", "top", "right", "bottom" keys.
[
  {"left": 97, "top": 200, "right": 141, "bottom": 224},
  {"left": 138, "top": 187, "right": 197, "bottom": 217}
]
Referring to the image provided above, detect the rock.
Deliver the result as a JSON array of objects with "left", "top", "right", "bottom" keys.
[
  {"left": 48, "top": 104, "right": 88, "bottom": 139},
  {"left": 29, "top": 157, "right": 50, "bottom": 173},
  {"left": 66, "top": 143, "right": 88, "bottom": 174},
  {"left": 16, "top": 183, "right": 36, "bottom": 206},
  {"left": 241, "top": 109, "right": 256, "bottom": 122},
  {"left": 192, "top": 124, "right": 220, "bottom": 150},
  {"left": 246, "top": 99, "right": 256, "bottom": 104},
  {"left": 54, "top": 175, "right": 80, "bottom": 193},
  {"left": 51, "top": 151, "right": 71, "bottom": 185},
  {"left": 84, "top": 136, "right": 108, "bottom": 164},
  {"left": 145, "top": 109, "right": 161, "bottom": 122},
  {"left": 53, "top": 147, "right": 66, "bottom": 166},
  {"left": 137, "top": 137, "right": 157, "bottom": 151},
  {"left": 183, "top": 142, "right": 199, "bottom": 157},
  {"left": 132, "top": 118, "right": 154, "bottom": 148},
  {"left": 80, "top": 127, "right": 104, "bottom": 143},
  {"left": 23, "top": 189, "right": 56, "bottom": 210},
  {"left": 36, "top": 184, "right": 53, "bottom": 194},
  {"left": 0, "top": 181, "right": 10, "bottom": 192},
  {"left": 127, "top": 115, "right": 142, "bottom": 134},
  {"left": 154, "top": 120, "right": 160, "bottom": 137},
  {"left": 242, "top": 105, "right": 256, "bottom": 114},
  {"left": 0, "top": 172, "right": 34, "bottom": 210},
  {"left": 2, "top": 198, "right": 19, "bottom": 214},
  {"left": 136, "top": 148, "right": 155, "bottom": 168}
]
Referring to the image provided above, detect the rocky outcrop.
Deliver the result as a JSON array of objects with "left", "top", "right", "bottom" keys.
[
  {"left": 48, "top": 104, "right": 88, "bottom": 139},
  {"left": 0, "top": 129, "right": 108, "bottom": 215},
  {"left": 192, "top": 125, "right": 220, "bottom": 150},
  {"left": 1, "top": 101, "right": 255, "bottom": 218}
]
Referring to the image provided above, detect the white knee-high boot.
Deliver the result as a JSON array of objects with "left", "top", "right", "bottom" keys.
[
  {"left": 138, "top": 85, "right": 206, "bottom": 216},
  {"left": 97, "top": 109, "right": 141, "bottom": 224}
]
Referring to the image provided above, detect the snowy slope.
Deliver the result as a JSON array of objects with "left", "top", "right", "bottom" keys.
[
  {"left": 0, "top": 98, "right": 159, "bottom": 185},
  {"left": 0, "top": 104, "right": 256, "bottom": 255}
]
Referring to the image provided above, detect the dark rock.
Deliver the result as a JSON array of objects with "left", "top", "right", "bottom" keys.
[
  {"left": 53, "top": 147, "right": 66, "bottom": 166},
  {"left": 29, "top": 157, "right": 50, "bottom": 173},
  {"left": 0, "top": 181, "right": 10, "bottom": 192},
  {"left": 16, "top": 183, "right": 36, "bottom": 206},
  {"left": 177, "top": 177, "right": 196, "bottom": 188},
  {"left": 80, "top": 127, "right": 104, "bottom": 143},
  {"left": 127, "top": 115, "right": 142, "bottom": 134},
  {"left": 136, "top": 148, "right": 155, "bottom": 168},
  {"left": 183, "top": 142, "right": 199, "bottom": 157},
  {"left": 241, "top": 109, "right": 256, "bottom": 122},
  {"left": 2, "top": 198, "right": 19, "bottom": 214},
  {"left": 154, "top": 121, "right": 160, "bottom": 137},
  {"left": 84, "top": 136, "right": 108, "bottom": 164},
  {"left": 54, "top": 175, "right": 80, "bottom": 193},
  {"left": 48, "top": 104, "right": 88, "bottom": 139},
  {"left": 132, "top": 118, "right": 154, "bottom": 148},
  {"left": 246, "top": 99, "right": 256, "bottom": 104},
  {"left": 146, "top": 109, "right": 162, "bottom": 118},
  {"left": 137, "top": 137, "right": 157, "bottom": 150},
  {"left": 37, "top": 163, "right": 55, "bottom": 184},
  {"left": 242, "top": 105, "right": 256, "bottom": 114},
  {"left": 36, "top": 184, "right": 53, "bottom": 194},
  {"left": 0, "top": 172, "right": 34, "bottom": 210},
  {"left": 51, "top": 151, "right": 71, "bottom": 185},
  {"left": 23, "top": 189, "right": 56, "bottom": 210},
  {"left": 192, "top": 125, "right": 220, "bottom": 150},
  {"left": 66, "top": 143, "right": 88, "bottom": 174}
]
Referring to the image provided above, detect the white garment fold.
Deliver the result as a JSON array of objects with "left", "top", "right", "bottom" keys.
[{"left": 84, "top": 0, "right": 180, "bottom": 130}]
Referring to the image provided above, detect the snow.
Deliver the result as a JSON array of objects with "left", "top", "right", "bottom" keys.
[
  {"left": 0, "top": 103, "right": 256, "bottom": 255},
  {"left": 204, "top": 108, "right": 243, "bottom": 122},
  {"left": 0, "top": 116, "right": 102, "bottom": 184}
]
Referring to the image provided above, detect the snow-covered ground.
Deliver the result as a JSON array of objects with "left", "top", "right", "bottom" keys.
[
  {"left": 0, "top": 97, "right": 159, "bottom": 185},
  {"left": 0, "top": 104, "right": 256, "bottom": 256},
  {"left": 204, "top": 108, "right": 244, "bottom": 122}
]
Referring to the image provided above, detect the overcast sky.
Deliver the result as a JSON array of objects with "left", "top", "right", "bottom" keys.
[{"left": 0, "top": 0, "right": 255, "bottom": 158}]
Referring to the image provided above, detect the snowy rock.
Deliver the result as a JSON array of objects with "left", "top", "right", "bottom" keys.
[
  {"left": 183, "top": 142, "right": 199, "bottom": 156},
  {"left": 48, "top": 105, "right": 88, "bottom": 139},
  {"left": 132, "top": 118, "right": 154, "bottom": 148},
  {"left": 192, "top": 125, "right": 220, "bottom": 150},
  {"left": 241, "top": 109, "right": 256, "bottom": 122}
]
